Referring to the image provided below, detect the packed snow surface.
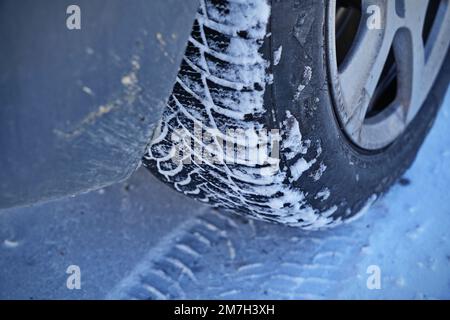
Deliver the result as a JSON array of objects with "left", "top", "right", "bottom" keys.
[{"left": 0, "top": 89, "right": 449, "bottom": 299}]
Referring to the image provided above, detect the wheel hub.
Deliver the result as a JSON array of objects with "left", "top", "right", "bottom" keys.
[{"left": 327, "top": 0, "right": 450, "bottom": 150}]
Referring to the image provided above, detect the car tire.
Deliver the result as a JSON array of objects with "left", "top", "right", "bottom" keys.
[{"left": 143, "top": 0, "right": 450, "bottom": 229}]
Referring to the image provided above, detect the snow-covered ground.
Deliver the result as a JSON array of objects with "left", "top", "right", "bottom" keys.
[{"left": 1, "top": 88, "right": 449, "bottom": 300}]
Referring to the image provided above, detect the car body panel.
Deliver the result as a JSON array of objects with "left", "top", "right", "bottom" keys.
[{"left": 0, "top": 0, "right": 198, "bottom": 209}]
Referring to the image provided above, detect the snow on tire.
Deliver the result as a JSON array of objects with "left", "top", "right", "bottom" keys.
[
  {"left": 143, "top": 0, "right": 336, "bottom": 229},
  {"left": 143, "top": 0, "right": 450, "bottom": 229}
]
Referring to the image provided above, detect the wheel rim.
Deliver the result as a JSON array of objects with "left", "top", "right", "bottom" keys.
[{"left": 327, "top": 0, "right": 450, "bottom": 150}]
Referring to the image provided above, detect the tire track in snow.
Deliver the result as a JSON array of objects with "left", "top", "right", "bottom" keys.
[{"left": 108, "top": 209, "right": 367, "bottom": 299}]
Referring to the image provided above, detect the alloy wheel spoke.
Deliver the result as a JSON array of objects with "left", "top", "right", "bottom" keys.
[
  {"left": 329, "top": 0, "right": 450, "bottom": 150},
  {"left": 389, "top": 1, "right": 427, "bottom": 124},
  {"left": 404, "top": 0, "right": 450, "bottom": 122},
  {"left": 338, "top": 0, "right": 399, "bottom": 136}
]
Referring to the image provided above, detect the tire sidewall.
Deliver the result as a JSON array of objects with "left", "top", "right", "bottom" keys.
[{"left": 269, "top": 0, "right": 450, "bottom": 219}]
